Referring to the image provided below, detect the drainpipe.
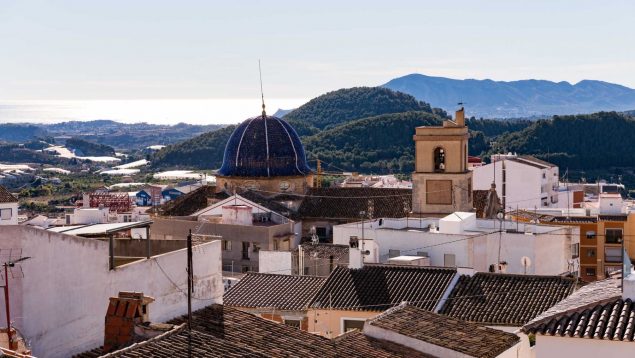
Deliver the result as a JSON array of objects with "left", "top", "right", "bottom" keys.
[
  {"left": 109, "top": 234, "right": 114, "bottom": 270},
  {"left": 146, "top": 226, "right": 151, "bottom": 259}
]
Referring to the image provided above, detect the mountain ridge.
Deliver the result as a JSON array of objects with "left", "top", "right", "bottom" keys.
[{"left": 383, "top": 73, "right": 635, "bottom": 118}]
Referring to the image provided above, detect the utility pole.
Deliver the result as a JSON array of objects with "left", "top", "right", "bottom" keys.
[
  {"left": 2, "top": 256, "right": 30, "bottom": 351},
  {"left": 187, "top": 229, "right": 193, "bottom": 358}
]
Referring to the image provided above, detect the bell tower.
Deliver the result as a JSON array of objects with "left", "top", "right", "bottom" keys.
[{"left": 411, "top": 105, "right": 473, "bottom": 215}]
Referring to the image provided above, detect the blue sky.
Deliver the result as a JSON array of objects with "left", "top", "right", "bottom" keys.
[{"left": 1, "top": 0, "right": 634, "bottom": 100}]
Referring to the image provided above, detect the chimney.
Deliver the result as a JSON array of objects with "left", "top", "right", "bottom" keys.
[
  {"left": 455, "top": 106, "right": 465, "bottom": 127},
  {"left": 103, "top": 292, "right": 155, "bottom": 353}
]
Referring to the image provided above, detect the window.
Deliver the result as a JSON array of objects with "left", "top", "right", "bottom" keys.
[
  {"left": 586, "top": 231, "right": 596, "bottom": 239},
  {"left": 605, "top": 229, "right": 623, "bottom": 244},
  {"left": 571, "top": 243, "right": 580, "bottom": 259},
  {"left": 542, "top": 173, "right": 546, "bottom": 179},
  {"left": 434, "top": 147, "right": 445, "bottom": 172},
  {"left": 343, "top": 319, "right": 365, "bottom": 332},
  {"left": 242, "top": 242, "right": 250, "bottom": 260},
  {"left": 273, "top": 240, "right": 279, "bottom": 250},
  {"left": 586, "top": 248, "right": 596, "bottom": 257},
  {"left": 417, "top": 251, "right": 429, "bottom": 257},
  {"left": 252, "top": 243, "right": 260, "bottom": 253},
  {"left": 388, "top": 249, "right": 401, "bottom": 258},
  {"left": 222, "top": 240, "right": 232, "bottom": 251},
  {"left": 284, "top": 319, "right": 301, "bottom": 328},
  {"left": 585, "top": 267, "right": 596, "bottom": 277},
  {"left": 316, "top": 227, "right": 327, "bottom": 238},
  {"left": 0, "top": 208, "right": 11, "bottom": 221},
  {"left": 444, "top": 254, "right": 456, "bottom": 267},
  {"left": 605, "top": 247, "right": 622, "bottom": 263}
]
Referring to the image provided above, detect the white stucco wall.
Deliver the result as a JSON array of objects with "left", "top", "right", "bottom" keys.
[
  {"left": 0, "top": 202, "right": 19, "bottom": 225},
  {"left": 364, "top": 323, "right": 523, "bottom": 358},
  {"left": 0, "top": 225, "right": 223, "bottom": 358},
  {"left": 473, "top": 158, "right": 559, "bottom": 210},
  {"left": 333, "top": 221, "right": 578, "bottom": 276},
  {"left": 258, "top": 250, "right": 293, "bottom": 274},
  {"left": 534, "top": 335, "right": 635, "bottom": 357}
]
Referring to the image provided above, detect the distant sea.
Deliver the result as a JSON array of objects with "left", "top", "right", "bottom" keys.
[{"left": 0, "top": 98, "right": 306, "bottom": 125}]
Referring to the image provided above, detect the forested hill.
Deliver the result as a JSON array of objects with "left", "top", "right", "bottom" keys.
[
  {"left": 284, "top": 87, "right": 446, "bottom": 136},
  {"left": 491, "top": 112, "right": 635, "bottom": 169},
  {"left": 303, "top": 112, "right": 441, "bottom": 173},
  {"left": 65, "top": 138, "right": 116, "bottom": 157},
  {"left": 152, "top": 125, "right": 236, "bottom": 169}
]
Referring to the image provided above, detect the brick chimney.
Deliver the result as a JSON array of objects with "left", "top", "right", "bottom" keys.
[{"left": 102, "top": 292, "right": 154, "bottom": 353}]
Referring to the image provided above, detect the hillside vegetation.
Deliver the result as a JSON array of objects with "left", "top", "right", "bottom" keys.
[
  {"left": 152, "top": 125, "right": 236, "bottom": 169},
  {"left": 66, "top": 138, "right": 116, "bottom": 157},
  {"left": 491, "top": 112, "right": 635, "bottom": 170},
  {"left": 284, "top": 87, "right": 446, "bottom": 136}
]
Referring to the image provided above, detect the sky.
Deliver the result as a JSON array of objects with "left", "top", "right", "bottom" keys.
[{"left": 1, "top": 0, "right": 634, "bottom": 101}]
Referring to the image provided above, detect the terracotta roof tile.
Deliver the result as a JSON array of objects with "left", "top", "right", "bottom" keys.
[
  {"left": 310, "top": 265, "right": 456, "bottom": 311},
  {"left": 0, "top": 185, "right": 17, "bottom": 204},
  {"left": 523, "top": 276, "right": 622, "bottom": 330},
  {"left": 297, "top": 187, "right": 411, "bottom": 220},
  {"left": 223, "top": 273, "right": 326, "bottom": 311},
  {"left": 77, "top": 304, "right": 437, "bottom": 357},
  {"left": 369, "top": 305, "right": 520, "bottom": 358},
  {"left": 525, "top": 298, "right": 635, "bottom": 342},
  {"left": 439, "top": 272, "right": 575, "bottom": 326},
  {"left": 333, "top": 330, "right": 435, "bottom": 358}
]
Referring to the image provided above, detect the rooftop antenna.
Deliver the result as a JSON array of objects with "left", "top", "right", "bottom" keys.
[
  {"left": 259, "top": 59, "right": 266, "bottom": 118},
  {"left": 0, "top": 249, "right": 30, "bottom": 351}
]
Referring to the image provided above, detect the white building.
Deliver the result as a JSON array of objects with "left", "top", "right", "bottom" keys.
[
  {"left": 333, "top": 212, "right": 579, "bottom": 276},
  {"left": 473, "top": 154, "right": 560, "bottom": 210},
  {"left": 0, "top": 225, "right": 223, "bottom": 357},
  {"left": 0, "top": 185, "right": 19, "bottom": 225}
]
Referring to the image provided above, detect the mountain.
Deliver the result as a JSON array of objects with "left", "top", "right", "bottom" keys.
[
  {"left": 303, "top": 111, "right": 442, "bottom": 173},
  {"left": 0, "top": 120, "right": 224, "bottom": 151},
  {"left": 0, "top": 124, "right": 49, "bottom": 143},
  {"left": 284, "top": 87, "right": 447, "bottom": 136},
  {"left": 150, "top": 87, "right": 524, "bottom": 171},
  {"left": 152, "top": 125, "right": 236, "bottom": 169},
  {"left": 491, "top": 111, "right": 635, "bottom": 170},
  {"left": 383, "top": 74, "right": 635, "bottom": 119}
]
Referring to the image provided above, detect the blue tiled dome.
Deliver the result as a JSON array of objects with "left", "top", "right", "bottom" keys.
[{"left": 218, "top": 115, "right": 312, "bottom": 177}]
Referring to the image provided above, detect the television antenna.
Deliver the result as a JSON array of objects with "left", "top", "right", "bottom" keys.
[
  {"left": 0, "top": 249, "right": 31, "bottom": 351},
  {"left": 521, "top": 256, "right": 532, "bottom": 275}
]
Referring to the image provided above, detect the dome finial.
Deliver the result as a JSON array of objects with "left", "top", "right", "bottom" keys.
[{"left": 259, "top": 59, "right": 266, "bottom": 118}]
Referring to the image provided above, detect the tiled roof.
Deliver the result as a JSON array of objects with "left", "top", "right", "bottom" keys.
[
  {"left": 525, "top": 297, "right": 635, "bottom": 341},
  {"left": 297, "top": 187, "right": 411, "bottom": 220},
  {"left": 153, "top": 185, "right": 229, "bottom": 216},
  {"left": 78, "top": 304, "right": 436, "bottom": 357},
  {"left": 310, "top": 264, "right": 456, "bottom": 311},
  {"left": 240, "top": 190, "right": 299, "bottom": 219},
  {"left": 523, "top": 275, "right": 622, "bottom": 330},
  {"left": 295, "top": 243, "right": 349, "bottom": 260},
  {"left": 439, "top": 272, "right": 575, "bottom": 326},
  {"left": 0, "top": 185, "right": 18, "bottom": 203},
  {"left": 598, "top": 214, "right": 628, "bottom": 222},
  {"left": 223, "top": 273, "right": 326, "bottom": 310},
  {"left": 333, "top": 330, "right": 435, "bottom": 358},
  {"left": 369, "top": 305, "right": 520, "bottom": 358}
]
